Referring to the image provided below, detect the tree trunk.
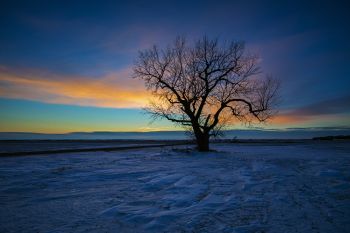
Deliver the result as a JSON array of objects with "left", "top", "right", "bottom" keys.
[{"left": 196, "top": 132, "right": 210, "bottom": 152}]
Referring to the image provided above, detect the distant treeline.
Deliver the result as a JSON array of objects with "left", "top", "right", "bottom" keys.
[{"left": 313, "top": 135, "right": 350, "bottom": 140}]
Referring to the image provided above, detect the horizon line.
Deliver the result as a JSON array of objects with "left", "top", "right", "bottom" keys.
[{"left": 1, "top": 126, "right": 350, "bottom": 135}]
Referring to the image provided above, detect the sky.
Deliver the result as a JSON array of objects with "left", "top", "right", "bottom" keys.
[{"left": 0, "top": 0, "right": 349, "bottom": 134}]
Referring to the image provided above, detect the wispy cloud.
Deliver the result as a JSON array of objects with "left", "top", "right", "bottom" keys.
[
  {"left": 287, "top": 96, "right": 350, "bottom": 116},
  {"left": 270, "top": 96, "right": 350, "bottom": 126},
  {"left": 0, "top": 66, "right": 150, "bottom": 108},
  {"left": 1, "top": 65, "right": 349, "bottom": 128}
]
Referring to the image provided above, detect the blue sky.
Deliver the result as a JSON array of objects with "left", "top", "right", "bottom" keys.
[{"left": 0, "top": 0, "right": 349, "bottom": 133}]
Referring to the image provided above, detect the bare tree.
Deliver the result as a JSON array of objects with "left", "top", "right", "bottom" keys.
[{"left": 133, "top": 37, "right": 280, "bottom": 151}]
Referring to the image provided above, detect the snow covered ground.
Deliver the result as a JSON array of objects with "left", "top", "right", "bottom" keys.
[{"left": 0, "top": 142, "right": 349, "bottom": 232}]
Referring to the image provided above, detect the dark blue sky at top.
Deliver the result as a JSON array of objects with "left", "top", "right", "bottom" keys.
[{"left": 0, "top": 0, "right": 349, "bottom": 133}]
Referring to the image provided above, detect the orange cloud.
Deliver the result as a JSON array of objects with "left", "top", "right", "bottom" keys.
[
  {"left": 270, "top": 114, "right": 310, "bottom": 125},
  {"left": 0, "top": 67, "right": 151, "bottom": 108},
  {"left": 268, "top": 111, "right": 350, "bottom": 129}
]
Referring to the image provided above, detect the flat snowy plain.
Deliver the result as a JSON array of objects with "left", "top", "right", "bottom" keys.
[{"left": 0, "top": 141, "right": 349, "bottom": 233}]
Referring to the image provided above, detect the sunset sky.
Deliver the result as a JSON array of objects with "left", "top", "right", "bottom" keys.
[{"left": 0, "top": 0, "right": 349, "bottom": 133}]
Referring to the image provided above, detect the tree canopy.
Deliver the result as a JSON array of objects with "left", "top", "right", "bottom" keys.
[{"left": 134, "top": 37, "right": 280, "bottom": 151}]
